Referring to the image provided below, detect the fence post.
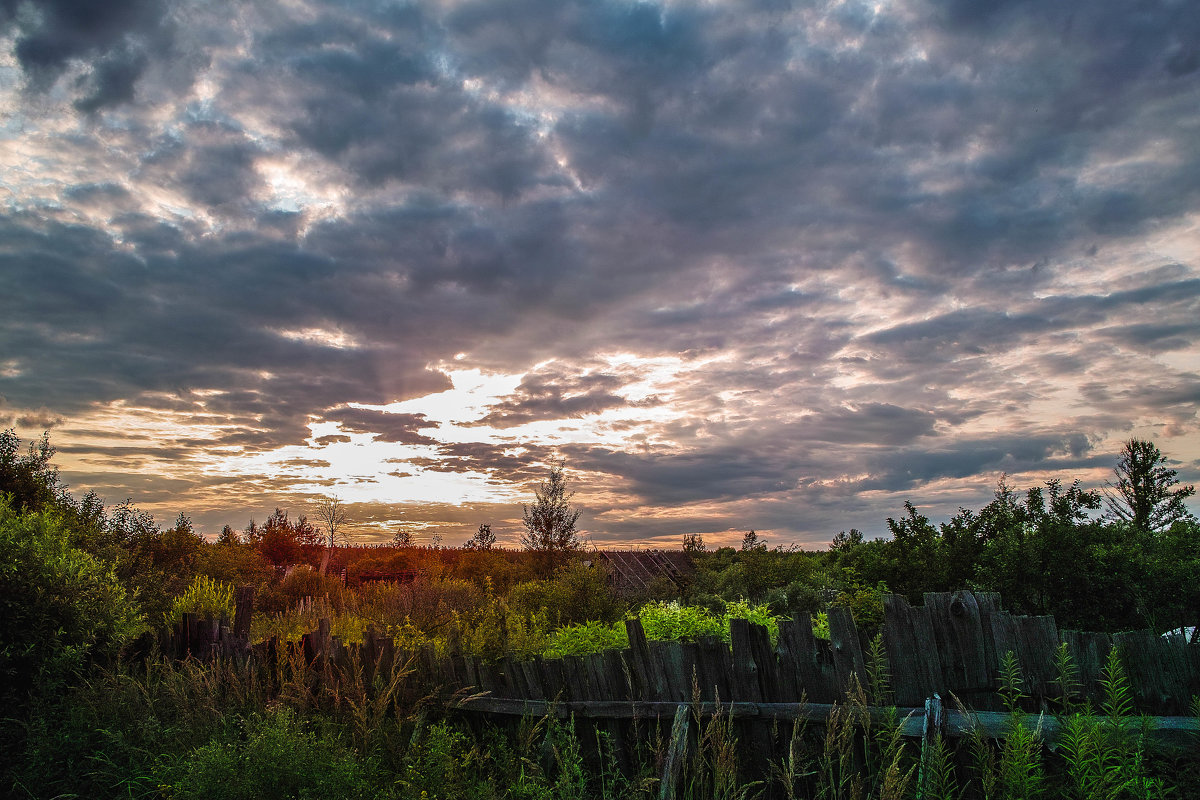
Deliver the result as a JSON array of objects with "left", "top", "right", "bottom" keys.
[
  {"left": 233, "top": 585, "right": 255, "bottom": 642},
  {"left": 917, "top": 693, "right": 945, "bottom": 799},
  {"left": 659, "top": 703, "right": 691, "bottom": 800}
]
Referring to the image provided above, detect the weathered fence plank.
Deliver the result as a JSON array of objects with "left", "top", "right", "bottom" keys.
[
  {"left": 828, "top": 606, "right": 866, "bottom": 695},
  {"left": 884, "top": 595, "right": 942, "bottom": 706}
]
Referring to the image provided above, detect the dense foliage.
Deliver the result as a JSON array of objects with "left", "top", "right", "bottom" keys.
[{"left": 0, "top": 499, "right": 143, "bottom": 711}]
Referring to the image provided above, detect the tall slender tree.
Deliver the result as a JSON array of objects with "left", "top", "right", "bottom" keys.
[
  {"left": 1104, "top": 439, "right": 1196, "bottom": 533},
  {"left": 313, "top": 494, "right": 348, "bottom": 575},
  {"left": 521, "top": 461, "right": 582, "bottom": 568}
]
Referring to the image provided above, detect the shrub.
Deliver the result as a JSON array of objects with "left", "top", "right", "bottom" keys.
[
  {"left": 543, "top": 600, "right": 784, "bottom": 659},
  {"left": 171, "top": 708, "right": 376, "bottom": 800},
  {"left": 196, "top": 542, "right": 275, "bottom": 589},
  {"left": 273, "top": 564, "right": 348, "bottom": 613},
  {"left": 545, "top": 619, "right": 629, "bottom": 658},
  {"left": 0, "top": 500, "right": 143, "bottom": 708},
  {"left": 508, "top": 561, "right": 622, "bottom": 628}
]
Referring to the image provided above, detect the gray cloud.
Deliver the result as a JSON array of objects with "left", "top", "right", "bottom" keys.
[
  {"left": 2, "top": 0, "right": 179, "bottom": 110},
  {"left": 321, "top": 406, "right": 438, "bottom": 445},
  {"left": 474, "top": 365, "right": 634, "bottom": 427},
  {"left": 2, "top": 0, "right": 1198, "bottom": 541}
]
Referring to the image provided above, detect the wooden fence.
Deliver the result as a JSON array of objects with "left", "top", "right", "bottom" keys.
[
  {"left": 149, "top": 589, "right": 1200, "bottom": 796},
  {"left": 156, "top": 588, "right": 1200, "bottom": 716}
]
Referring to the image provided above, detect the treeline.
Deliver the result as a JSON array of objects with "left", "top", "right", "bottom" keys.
[{"left": 680, "top": 439, "right": 1199, "bottom": 637}]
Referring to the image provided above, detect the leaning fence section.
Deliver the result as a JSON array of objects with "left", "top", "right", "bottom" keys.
[
  {"left": 142, "top": 589, "right": 1200, "bottom": 797},
  {"left": 149, "top": 589, "right": 1200, "bottom": 718}
]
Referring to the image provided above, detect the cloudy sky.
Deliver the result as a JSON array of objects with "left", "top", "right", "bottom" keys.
[{"left": 2, "top": 0, "right": 1199, "bottom": 548}]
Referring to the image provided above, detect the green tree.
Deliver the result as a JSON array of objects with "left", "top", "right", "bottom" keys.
[
  {"left": 0, "top": 499, "right": 142, "bottom": 709},
  {"left": 216, "top": 524, "right": 240, "bottom": 545},
  {"left": 885, "top": 502, "right": 945, "bottom": 601},
  {"left": 1104, "top": 439, "right": 1196, "bottom": 533},
  {"left": 740, "top": 529, "right": 766, "bottom": 551},
  {"left": 974, "top": 478, "right": 1134, "bottom": 629},
  {"left": 829, "top": 528, "right": 864, "bottom": 551},
  {"left": 521, "top": 461, "right": 582, "bottom": 567},
  {"left": 0, "top": 429, "right": 62, "bottom": 512}
]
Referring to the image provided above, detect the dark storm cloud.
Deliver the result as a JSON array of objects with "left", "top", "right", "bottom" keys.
[
  {"left": 858, "top": 432, "right": 1099, "bottom": 493},
  {"left": 861, "top": 310, "right": 1054, "bottom": 358},
  {"left": 4, "top": 0, "right": 1200, "bottom": 540},
  {"left": 1, "top": 0, "right": 177, "bottom": 110},
  {"left": 14, "top": 409, "right": 64, "bottom": 429},
  {"left": 321, "top": 406, "right": 438, "bottom": 445},
  {"left": 136, "top": 122, "right": 266, "bottom": 210},
  {"left": 1097, "top": 323, "right": 1200, "bottom": 353},
  {"left": 791, "top": 405, "right": 938, "bottom": 446},
  {"left": 567, "top": 444, "right": 798, "bottom": 505},
  {"left": 474, "top": 366, "right": 632, "bottom": 427},
  {"left": 226, "top": 4, "right": 553, "bottom": 198}
]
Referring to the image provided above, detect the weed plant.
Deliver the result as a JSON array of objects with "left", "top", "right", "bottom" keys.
[{"left": 165, "top": 574, "right": 236, "bottom": 627}]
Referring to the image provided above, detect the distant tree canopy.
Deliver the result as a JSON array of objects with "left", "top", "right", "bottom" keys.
[
  {"left": 825, "top": 441, "right": 1199, "bottom": 632},
  {"left": 464, "top": 523, "right": 496, "bottom": 550},
  {"left": 1, "top": 428, "right": 1196, "bottom": 640},
  {"left": 244, "top": 508, "right": 322, "bottom": 566},
  {"left": 740, "top": 529, "right": 766, "bottom": 552}
]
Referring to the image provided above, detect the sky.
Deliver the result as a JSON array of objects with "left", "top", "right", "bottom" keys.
[{"left": 2, "top": 0, "right": 1199, "bottom": 549}]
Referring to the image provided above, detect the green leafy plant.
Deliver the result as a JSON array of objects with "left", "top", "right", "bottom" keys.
[
  {"left": 1057, "top": 647, "right": 1167, "bottom": 800},
  {"left": 973, "top": 650, "right": 1045, "bottom": 800},
  {"left": 0, "top": 501, "right": 143, "bottom": 709},
  {"left": 165, "top": 574, "right": 236, "bottom": 627},
  {"left": 545, "top": 619, "right": 629, "bottom": 658},
  {"left": 170, "top": 707, "right": 375, "bottom": 799}
]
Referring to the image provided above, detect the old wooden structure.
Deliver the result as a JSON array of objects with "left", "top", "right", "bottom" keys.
[{"left": 150, "top": 589, "right": 1200, "bottom": 798}]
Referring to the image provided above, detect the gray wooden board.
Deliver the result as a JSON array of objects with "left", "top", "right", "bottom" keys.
[
  {"left": 697, "top": 635, "right": 731, "bottom": 702},
  {"left": 775, "top": 620, "right": 803, "bottom": 703},
  {"left": 748, "top": 621, "right": 780, "bottom": 701},
  {"left": 1016, "top": 616, "right": 1060, "bottom": 701},
  {"left": 884, "top": 595, "right": 931, "bottom": 706},
  {"left": 947, "top": 590, "right": 990, "bottom": 693},
  {"left": 729, "top": 618, "right": 764, "bottom": 703},
  {"left": 1115, "top": 630, "right": 1192, "bottom": 715},
  {"left": 828, "top": 607, "right": 866, "bottom": 697}
]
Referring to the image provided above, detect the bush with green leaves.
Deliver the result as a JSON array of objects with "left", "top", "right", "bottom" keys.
[
  {"left": 508, "top": 561, "right": 622, "bottom": 628},
  {"left": 0, "top": 500, "right": 143, "bottom": 708},
  {"left": 171, "top": 708, "right": 377, "bottom": 800},
  {"left": 545, "top": 619, "right": 629, "bottom": 658}
]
